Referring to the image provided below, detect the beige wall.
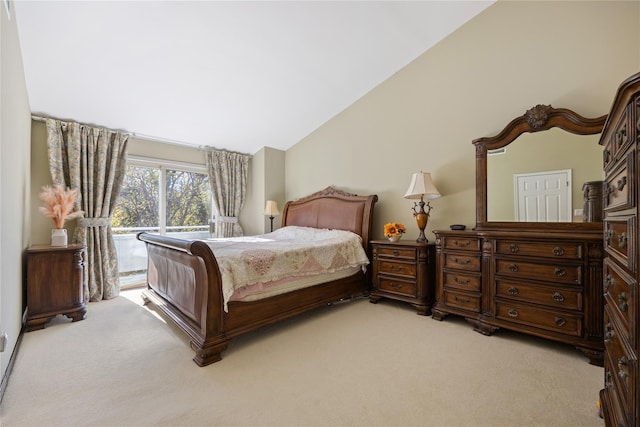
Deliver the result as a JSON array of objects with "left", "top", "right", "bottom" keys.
[
  {"left": 285, "top": 1, "right": 639, "bottom": 241},
  {"left": 244, "top": 146, "right": 286, "bottom": 236},
  {"left": 1, "top": 1, "right": 32, "bottom": 386}
]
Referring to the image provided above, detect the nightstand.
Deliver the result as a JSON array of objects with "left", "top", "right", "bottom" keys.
[
  {"left": 369, "top": 240, "right": 436, "bottom": 315},
  {"left": 26, "top": 244, "right": 86, "bottom": 331}
]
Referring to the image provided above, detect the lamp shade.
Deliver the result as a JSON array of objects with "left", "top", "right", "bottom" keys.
[
  {"left": 264, "top": 200, "right": 280, "bottom": 216},
  {"left": 404, "top": 172, "right": 441, "bottom": 200}
]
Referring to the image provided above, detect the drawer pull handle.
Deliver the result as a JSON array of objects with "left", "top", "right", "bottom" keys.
[
  {"left": 617, "top": 176, "right": 627, "bottom": 191},
  {"left": 552, "top": 292, "right": 565, "bottom": 303},
  {"left": 618, "top": 233, "right": 627, "bottom": 249},
  {"left": 508, "top": 308, "right": 518, "bottom": 318},
  {"left": 454, "top": 295, "right": 470, "bottom": 303},
  {"left": 552, "top": 246, "right": 564, "bottom": 256},
  {"left": 509, "top": 243, "right": 519, "bottom": 253},
  {"left": 605, "top": 229, "right": 614, "bottom": 244},
  {"left": 554, "top": 317, "right": 566, "bottom": 327},
  {"left": 508, "top": 264, "right": 518, "bottom": 272},
  {"left": 554, "top": 268, "right": 566, "bottom": 277},
  {"left": 618, "top": 292, "right": 628, "bottom": 312},
  {"left": 453, "top": 257, "right": 471, "bottom": 265},
  {"left": 617, "top": 357, "right": 628, "bottom": 382},
  {"left": 390, "top": 265, "right": 404, "bottom": 272},
  {"left": 392, "top": 250, "right": 399, "bottom": 256},
  {"left": 507, "top": 287, "right": 519, "bottom": 295},
  {"left": 604, "top": 371, "right": 613, "bottom": 388},
  {"left": 389, "top": 282, "right": 403, "bottom": 290},
  {"left": 604, "top": 323, "right": 614, "bottom": 343},
  {"left": 604, "top": 274, "right": 613, "bottom": 293},
  {"left": 453, "top": 240, "right": 470, "bottom": 247},
  {"left": 615, "top": 128, "right": 627, "bottom": 146},
  {"left": 453, "top": 276, "right": 470, "bottom": 284}
]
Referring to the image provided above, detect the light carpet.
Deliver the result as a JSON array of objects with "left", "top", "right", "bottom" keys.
[{"left": 0, "top": 288, "right": 604, "bottom": 427}]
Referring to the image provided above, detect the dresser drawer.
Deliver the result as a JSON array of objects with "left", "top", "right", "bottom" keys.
[
  {"left": 442, "top": 271, "right": 481, "bottom": 292},
  {"left": 495, "top": 280, "right": 582, "bottom": 311},
  {"left": 604, "top": 148, "right": 635, "bottom": 212},
  {"left": 494, "top": 258, "right": 582, "bottom": 285},
  {"left": 604, "top": 217, "right": 635, "bottom": 272},
  {"left": 603, "top": 307, "right": 637, "bottom": 420},
  {"left": 603, "top": 103, "right": 631, "bottom": 171},
  {"left": 378, "top": 260, "right": 416, "bottom": 278},
  {"left": 442, "top": 290, "right": 480, "bottom": 312},
  {"left": 494, "top": 240, "right": 582, "bottom": 260},
  {"left": 442, "top": 235, "right": 482, "bottom": 252},
  {"left": 375, "top": 246, "right": 417, "bottom": 260},
  {"left": 495, "top": 302, "right": 582, "bottom": 336},
  {"left": 604, "top": 258, "right": 635, "bottom": 336},
  {"left": 377, "top": 276, "right": 416, "bottom": 297},
  {"left": 443, "top": 253, "right": 481, "bottom": 272}
]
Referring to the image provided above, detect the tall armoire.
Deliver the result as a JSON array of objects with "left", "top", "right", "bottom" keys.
[{"left": 599, "top": 71, "right": 640, "bottom": 427}]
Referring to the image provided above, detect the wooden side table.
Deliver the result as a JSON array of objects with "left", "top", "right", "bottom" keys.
[
  {"left": 369, "top": 240, "right": 436, "bottom": 315},
  {"left": 26, "top": 243, "right": 86, "bottom": 331}
]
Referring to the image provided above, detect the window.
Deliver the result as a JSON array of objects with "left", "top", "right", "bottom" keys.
[{"left": 112, "top": 157, "right": 215, "bottom": 288}]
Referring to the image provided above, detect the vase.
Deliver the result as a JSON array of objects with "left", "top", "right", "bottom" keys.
[
  {"left": 51, "top": 228, "right": 68, "bottom": 247},
  {"left": 388, "top": 235, "right": 402, "bottom": 242}
]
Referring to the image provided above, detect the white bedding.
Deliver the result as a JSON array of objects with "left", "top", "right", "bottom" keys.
[{"left": 203, "top": 226, "right": 370, "bottom": 311}]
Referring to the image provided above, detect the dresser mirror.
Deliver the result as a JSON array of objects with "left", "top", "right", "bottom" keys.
[{"left": 473, "top": 105, "right": 607, "bottom": 232}]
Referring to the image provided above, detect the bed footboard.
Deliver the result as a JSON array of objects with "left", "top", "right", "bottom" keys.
[{"left": 137, "top": 232, "right": 229, "bottom": 366}]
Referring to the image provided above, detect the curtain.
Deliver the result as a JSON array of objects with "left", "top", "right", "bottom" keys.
[
  {"left": 46, "top": 119, "right": 129, "bottom": 302},
  {"left": 205, "top": 149, "right": 250, "bottom": 237}
]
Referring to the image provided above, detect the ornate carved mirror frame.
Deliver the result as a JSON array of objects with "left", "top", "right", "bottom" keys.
[{"left": 473, "top": 104, "right": 607, "bottom": 232}]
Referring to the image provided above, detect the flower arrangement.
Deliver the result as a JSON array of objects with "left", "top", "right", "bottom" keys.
[
  {"left": 39, "top": 185, "right": 84, "bottom": 229},
  {"left": 384, "top": 222, "right": 406, "bottom": 238}
]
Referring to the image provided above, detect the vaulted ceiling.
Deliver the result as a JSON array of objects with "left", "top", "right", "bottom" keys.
[{"left": 14, "top": 1, "right": 494, "bottom": 154}]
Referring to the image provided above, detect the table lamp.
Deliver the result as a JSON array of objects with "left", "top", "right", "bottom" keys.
[
  {"left": 264, "top": 200, "right": 280, "bottom": 232},
  {"left": 404, "top": 172, "right": 441, "bottom": 242}
]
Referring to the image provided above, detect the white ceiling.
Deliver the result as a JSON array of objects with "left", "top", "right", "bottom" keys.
[{"left": 14, "top": 1, "right": 493, "bottom": 155}]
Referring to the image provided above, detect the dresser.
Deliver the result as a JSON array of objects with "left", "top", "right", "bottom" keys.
[
  {"left": 433, "top": 105, "right": 608, "bottom": 366},
  {"left": 26, "top": 244, "right": 86, "bottom": 331},
  {"left": 369, "top": 240, "right": 436, "bottom": 315},
  {"left": 599, "top": 72, "right": 640, "bottom": 427}
]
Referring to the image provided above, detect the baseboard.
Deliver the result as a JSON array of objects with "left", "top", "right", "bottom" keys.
[{"left": 0, "top": 321, "right": 25, "bottom": 404}]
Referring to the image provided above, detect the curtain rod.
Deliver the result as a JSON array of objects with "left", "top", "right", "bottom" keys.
[
  {"left": 32, "top": 114, "right": 202, "bottom": 151},
  {"left": 30, "top": 114, "right": 251, "bottom": 156}
]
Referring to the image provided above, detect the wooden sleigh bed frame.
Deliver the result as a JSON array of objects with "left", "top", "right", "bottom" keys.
[{"left": 137, "top": 186, "right": 378, "bottom": 366}]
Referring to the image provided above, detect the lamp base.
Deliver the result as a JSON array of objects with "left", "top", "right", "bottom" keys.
[{"left": 414, "top": 210, "right": 429, "bottom": 243}]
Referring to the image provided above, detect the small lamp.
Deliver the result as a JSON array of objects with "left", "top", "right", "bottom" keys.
[
  {"left": 404, "top": 172, "right": 441, "bottom": 243},
  {"left": 264, "top": 200, "right": 280, "bottom": 232}
]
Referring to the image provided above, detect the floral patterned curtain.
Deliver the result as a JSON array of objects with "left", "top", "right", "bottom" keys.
[
  {"left": 205, "top": 149, "right": 250, "bottom": 237},
  {"left": 46, "top": 119, "right": 129, "bottom": 302}
]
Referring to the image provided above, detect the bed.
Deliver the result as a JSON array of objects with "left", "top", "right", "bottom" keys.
[{"left": 136, "top": 186, "right": 378, "bottom": 366}]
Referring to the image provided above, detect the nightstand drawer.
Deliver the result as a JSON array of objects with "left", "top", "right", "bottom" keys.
[
  {"left": 442, "top": 290, "right": 480, "bottom": 312},
  {"left": 378, "top": 277, "right": 416, "bottom": 297},
  {"left": 375, "top": 246, "right": 416, "bottom": 260},
  {"left": 378, "top": 260, "right": 416, "bottom": 278}
]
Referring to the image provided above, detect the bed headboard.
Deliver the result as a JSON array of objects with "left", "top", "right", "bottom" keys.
[{"left": 281, "top": 186, "right": 378, "bottom": 246}]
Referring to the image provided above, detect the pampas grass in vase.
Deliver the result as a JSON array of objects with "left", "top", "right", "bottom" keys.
[{"left": 39, "top": 185, "right": 84, "bottom": 246}]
